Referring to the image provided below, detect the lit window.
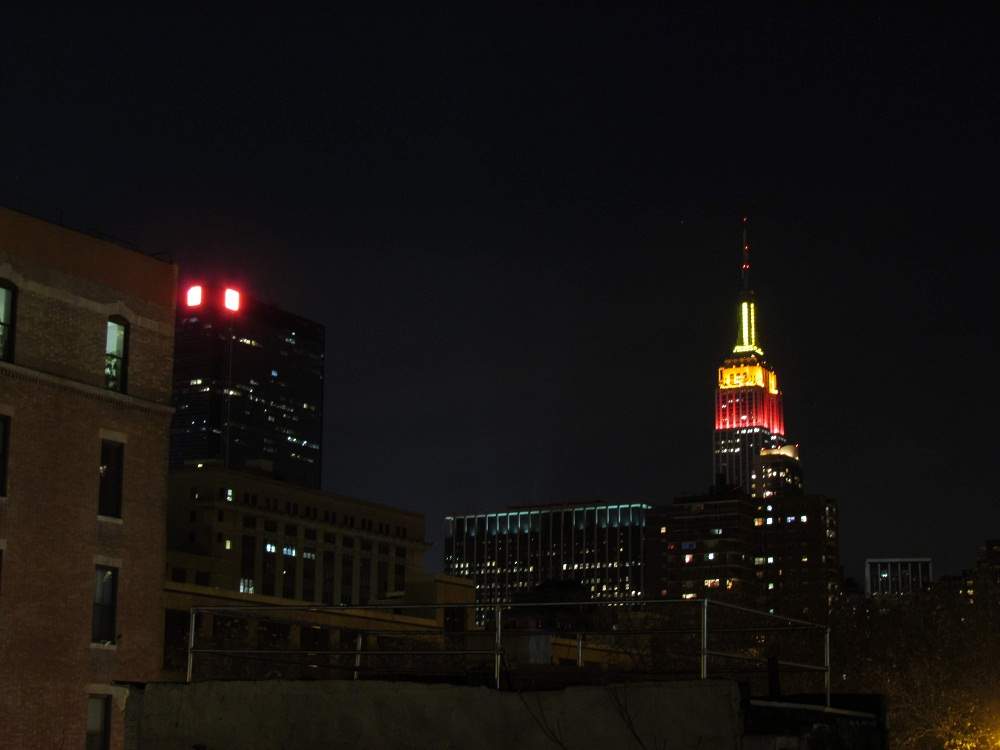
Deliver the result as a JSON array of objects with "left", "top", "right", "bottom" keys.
[
  {"left": 754, "top": 557, "right": 765, "bottom": 566},
  {"left": 186, "top": 285, "right": 203, "bottom": 307},
  {"left": 766, "top": 505, "right": 773, "bottom": 512},
  {"left": 710, "top": 528, "right": 723, "bottom": 535},
  {"left": 684, "top": 554, "right": 694, "bottom": 564},
  {"left": 0, "top": 280, "right": 16, "bottom": 362},
  {"left": 786, "top": 516, "right": 796, "bottom": 523},
  {"left": 800, "top": 515, "right": 808, "bottom": 523},
  {"left": 767, "top": 556, "right": 774, "bottom": 564},
  {"left": 224, "top": 288, "right": 240, "bottom": 311},
  {"left": 104, "top": 317, "right": 129, "bottom": 392},
  {"left": 225, "top": 488, "right": 234, "bottom": 502},
  {"left": 239, "top": 577, "right": 255, "bottom": 594},
  {"left": 265, "top": 543, "right": 277, "bottom": 553},
  {"left": 660, "top": 526, "right": 667, "bottom": 535},
  {"left": 766, "top": 517, "right": 773, "bottom": 525},
  {"left": 224, "top": 539, "right": 232, "bottom": 550},
  {"left": 801, "top": 556, "right": 808, "bottom": 562},
  {"left": 705, "top": 552, "right": 715, "bottom": 561},
  {"left": 704, "top": 578, "right": 720, "bottom": 588},
  {"left": 753, "top": 517, "right": 764, "bottom": 527},
  {"left": 767, "top": 582, "right": 775, "bottom": 590},
  {"left": 283, "top": 545, "right": 296, "bottom": 557},
  {"left": 682, "top": 593, "right": 697, "bottom": 600}
]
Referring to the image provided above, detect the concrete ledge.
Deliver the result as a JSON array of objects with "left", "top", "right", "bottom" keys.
[{"left": 130, "top": 678, "right": 742, "bottom": 750}]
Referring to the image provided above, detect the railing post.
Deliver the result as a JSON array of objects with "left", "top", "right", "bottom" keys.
[
  {"left": 700, "top": 598, "right": 708, "bottom": 679},
  {"left": 824, "top": 627, "right": 831, "bottom": 707},
  {"left": 186, "top": 608, "right": 197, "bottom": 683},
  {"left": 353, "top": 633, "right": 363, "bottom": 681},
  {"left": 494, "top": 604, "right": 502, "bottom": 689},
  {"left": 576, "top": 632, "right": 584, "bottom": 668}
]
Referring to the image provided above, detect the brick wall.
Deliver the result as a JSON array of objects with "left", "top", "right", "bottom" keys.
[{"left": 0, "top": 210, "right": 175, "bottom": 750}]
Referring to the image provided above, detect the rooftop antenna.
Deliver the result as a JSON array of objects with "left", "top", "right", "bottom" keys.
[{"left": 741, "top": 216, "right": 751, "bottom": 292}]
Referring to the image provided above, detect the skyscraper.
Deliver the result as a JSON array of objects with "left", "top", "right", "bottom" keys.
[
  {"left": 713, "top": 219, "right": 786, "bottom": 494},
  {"left": 170, "top": 283, "right": 324, "bottom": 488}
]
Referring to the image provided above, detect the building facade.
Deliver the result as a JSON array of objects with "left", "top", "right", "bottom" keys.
[
  {"left": 167, "top": 466, "right": 428, "bottom": 608},
  {"left": 865, "top": 558, "right": 933, "bottom": 596},
  {"left": 713, "top": 220, "right": 787, "bottom": 494},
  {"left": 444, "top": 502, "right": 653, "bottom": 615},
  {"left": 0, "top": 208, "right": 176, "bottom": 749},
  {"left": 171, "top": 282, "right": 324, "bottom": 488},
  {"left": 751, "top": 444, "right": 804, "bottom": 499}
]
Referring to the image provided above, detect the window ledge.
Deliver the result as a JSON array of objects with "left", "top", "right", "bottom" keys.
[
  {"left": 97, "top": 515, "right": 123, "bottom": 525},
  {"left": 89, "top": 642, "right": 118, "bottom": 651}
]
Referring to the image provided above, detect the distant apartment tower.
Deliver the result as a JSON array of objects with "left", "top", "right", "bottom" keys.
[
  {"left": 0, "top": 208, "right": 175, "bottom": 749},
  {"left": 713, "top": 220, "right": 787, "bottom": 495},
  {"left": 444, "top": 502, "right": 653, "bottom": 613},
  {"left": 171, "top": 282, "right": 324, "bottom": 488},
  {"left": 652, "top": 488, "right": 758, "bottom": 603},
  {"left": 865, "top": 558, "right": 932, "bottom": 596},
  {"left": 751, "top": 444, "right": 804, "bottom": 499},
  {"left": 650, "top": 488, "right": 839, "bottom": 619}
]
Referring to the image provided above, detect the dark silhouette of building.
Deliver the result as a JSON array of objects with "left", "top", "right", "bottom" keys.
[
  {"left": 170, "top": 282, "right": 324, "bottom": 487},
  {"left": 0, "top": 208, "right": 176, "bottom": 749},
  {"left": 713, "top": 219, "right": 786, "bottom": 495}
]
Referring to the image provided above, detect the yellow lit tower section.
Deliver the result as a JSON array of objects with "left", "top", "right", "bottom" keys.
[{"left": 713, "top": 219, "right": 786, "bottom": 494}]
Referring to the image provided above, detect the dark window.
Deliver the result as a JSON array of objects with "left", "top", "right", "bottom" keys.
[
  {"left": 263, "top": 543, "right": 276, "bottom": 596},
  {"left": 301, "top": 625, "right": 329, "bottom": 651},
  {"left": 282, "top": 548, "right": 296, "bottom": 598},
  {"left": 324, "top": 532, "right": 336, "bottom": 545},
  {"left": 377, "top": 559, "right": 388, "bottom": 599},
  {"left": 0, "top": 548, "right": 4, "bottom": 594},
  {"left": 378, "top": 543, "right": 389, "bottom": 556},
  {"left": 92, "top": 566, "right": 118, "bottom": 643},
  {"left": 322, "top": 551, "right": 336, "bottom": 605},
  {"left": 104, "top": 316, "right": 129, "bottom": 392},
  {"left": 359, "top": 557, "right": 372, "bottom": 604},
  {"left": 302, "top": 550, "right": 316, "bottom": 601},
  {"left": 0, "top": 281, "right": 16, "bottom": 363},
  {"left": 341, "top": 554, "right": 353, "bottom": 605},
  {"left": 304, "top": 528, "right": 316, "bottom": 541},
  {"left": 86, "top": 695, "right": 111, "bottom": 750},
  {"left": 218, "top": 510, "right": 224, "bottom": 522},
  {"left": 195, "top": 571, "right": 210, "bottom": 586},
  {"left": 395, "top": 562, "right": 406, "bottom": 592},
  {"left": 98, "top": 440, "right": 124, "bottom": 518},
  {"left": 170, "top": 567, "right": 186, "bottom": 583},
  {"left": 189, "top": 511, "right": 196, "bottom": 522},
  {"left": 264, "top": 520, "right": 277, "bottom": 532},
  {"left": 395, "top": 546, "right": 406, "bottom": 558},
  {"left": 0, "top": 415, "right": 9, "bottom": 496},
  {"left": 243, "top": 515, "right": 256, "bottom": 529},
  {"left": 285, "top": 524, "right": 297, "bottom": 536},
  {"left": 241, "top": 535, "right": 256, "bottom": 580},
  {"left": 360, "top": 539, "right": 372, "bottom": 552},
  {"left": 163, "top": 609, "right": 189, "bottom": 671}
]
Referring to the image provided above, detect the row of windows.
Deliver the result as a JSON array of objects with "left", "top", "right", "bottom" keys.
[
  {"left": 0, "top": 278, "right": 131, "bottom": 394},
  {"left": 199, "top": 486, "right": 410, "bottom": 539}
]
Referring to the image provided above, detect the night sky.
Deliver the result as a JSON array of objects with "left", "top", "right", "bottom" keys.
[{"left": 2, "top": 9, "right": 998, "bottom": 580}]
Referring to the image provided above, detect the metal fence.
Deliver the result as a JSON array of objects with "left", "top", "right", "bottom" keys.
[{"left": 183, "top": 598, "right": 831, "bottom": 704}]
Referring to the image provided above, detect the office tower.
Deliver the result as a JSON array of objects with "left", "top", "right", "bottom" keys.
[
  {"left": 0, "top": 208, "right": 175, "bottom": 748},
  {"left": 865, "top": 558, "right": 933, "bottom": 596},
  {"left": 444, "top": 501, "right": 653, "bottom": 615},
  {"left": 713, "top": 219, "right": 786, "bottom": 494},
  {"left": 171, "top": 283, "right": 324, "bottom": 487}
]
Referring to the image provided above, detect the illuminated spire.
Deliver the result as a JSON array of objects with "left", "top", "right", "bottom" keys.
[{"left": 733, "top": 216, "right": 763, "bottom": 355}]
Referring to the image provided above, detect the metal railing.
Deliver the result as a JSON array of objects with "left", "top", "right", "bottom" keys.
[{"left": 182, "top": 597, "right": 831, "bottom": 704}]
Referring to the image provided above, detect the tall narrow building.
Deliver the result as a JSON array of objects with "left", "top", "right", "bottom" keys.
[{"left": 713, "top": 219, "right": 786, "bottom": 494}]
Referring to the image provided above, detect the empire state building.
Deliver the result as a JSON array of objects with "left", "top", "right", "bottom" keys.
[{"left": 713, "top": 219, "right": 787, "bottom": 494}]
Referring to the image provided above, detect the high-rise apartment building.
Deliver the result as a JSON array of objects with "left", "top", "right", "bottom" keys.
[
  {"left": 751, "top": 444, "right": 804, "bottom": 499},
  {"left": 713, "top": 219, "right": 786, "bottom": 494},
  {"left": 0, "top": 208, "right": 176, "bottom": 749},
  {"left": 444, "top": 502, "right": 653, "bottom": 615},
  {"left": 171, "top": 282, "right": 324, "bottom": 488}
]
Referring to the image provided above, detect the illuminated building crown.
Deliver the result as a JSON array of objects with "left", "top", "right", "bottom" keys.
[{"left": 732, "top": 217, "right": 762, "bottom": 355}]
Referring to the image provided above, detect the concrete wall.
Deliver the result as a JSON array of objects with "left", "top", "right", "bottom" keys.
[{"left": 128, "top": 679, "right": 742, "bottom": 750}]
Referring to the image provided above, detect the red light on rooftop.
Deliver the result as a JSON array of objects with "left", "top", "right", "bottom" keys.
[
  {"left": 224, "top": 288, "right": 241, "bottom": 311},
  {"left": 186, "top": 285, "right": 203, "bottom": 307}
]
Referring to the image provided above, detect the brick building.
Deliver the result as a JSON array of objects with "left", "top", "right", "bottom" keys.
[{"left": 0, "top": 208, "right": 176, "bottom": 749}]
